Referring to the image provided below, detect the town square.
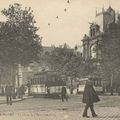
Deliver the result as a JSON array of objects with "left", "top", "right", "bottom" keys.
[{"left": 0, "top": 0, "right": 120, "bottom": 120}]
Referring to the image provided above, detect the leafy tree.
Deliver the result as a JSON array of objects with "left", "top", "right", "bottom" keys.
[
  {"left": 63, "top": 55, "right": 84, "bottom": 78},
  {"left": 0, "top": 3, "right": 42, "bottom": 84},
  {"left": 48, "top": 44, "right": 74, "bottom": 72},
  {"left": 0, "top": 3, "right": 42, "bottom": 66},
  {"left": 42, "top": 44, "right": 89, "bottom": 78}
]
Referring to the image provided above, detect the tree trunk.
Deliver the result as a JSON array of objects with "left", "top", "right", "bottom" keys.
[{"left": 70, "top": 77, "right": 73, "bottom": 94}]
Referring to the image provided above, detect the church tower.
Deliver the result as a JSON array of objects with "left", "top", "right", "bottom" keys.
[{"left": 82, "top": 6, "right": 116, "bottom": 61}]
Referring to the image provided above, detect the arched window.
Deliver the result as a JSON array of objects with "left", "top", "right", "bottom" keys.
[{"left": 91, "top": 44, "right": 97, "bottom": 59}]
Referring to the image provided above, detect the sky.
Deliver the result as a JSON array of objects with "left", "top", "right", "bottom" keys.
[{"left": 0, "top": 0, "right": 120, "bottom": 48}]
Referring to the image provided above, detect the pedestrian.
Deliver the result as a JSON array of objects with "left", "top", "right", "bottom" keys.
[
  {"left": 1, "top": 86, "right": 4, "bottom": 96},
  {"left": 61, "top": 86, "right": 68, "bottom": 102},
  {"left": 18, "top": 85, "right": 25, "bottom": 99},
  {"left": 5, "top": 84, "right": 13, "bottom": 105},
  {"left": 82, "top": 79, "right": 100, "bottom": 118},
  {"left": 117, "top": 86, "right": 120, "bottom": 96}
]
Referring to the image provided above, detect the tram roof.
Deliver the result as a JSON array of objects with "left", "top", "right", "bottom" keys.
[
  {"left": 79, "top": 77, "right": 101, "bottom": 82},
  {"left": 79, "top": 78, "right": 89, "bottom": 82}
]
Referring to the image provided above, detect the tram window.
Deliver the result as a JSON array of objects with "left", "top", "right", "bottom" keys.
[
  {"left": 35, "top": 79, "right": 36, "bottom": 84},
  {"left": 42, "top": 77, "right": 44, "bottom": 83},
  {"left": 98, "top": 80, "right": 101, "bottom": 86},
  {"left": 32, "top": 79, "right": 34, "bottom": 84},
  {"left": 35, "top": 78, "right": 38, "bottom": 84},
  {"left": 32, "top": 79, "right": 35, "bottom": 84},
  {"left": 34, "top": 79, "right": 36, "bottom": 84},
  {"left": 36, "top": 79, "right": 38, "bottom": 84},
  {"left": 33, "top": 79, "right": 35, "bottom": 84},
  {"left": 38, "top": 78, "right": 40, "bottom": 84},
  {"left": 37, "top": 79, "right": 39, "bottom": 84},
  {"left": 96, "top": 80, "right": 98, "bottom": 86},
  {"left": 31, "top": 79, "right": 34, "bottom": 84},
  {"left": 34, "top": 79, "right": 37, "bottom": 84},
  {"left": 92, "top": 80, "right": 95, "bottom": 86},
  {"left": 40, "top": 78, "right": 41, "bottom": 83},
  {"left": 94, "top": 80, "right": 98, "bottom": 86},
  {"left": 38, "top": 79, "right": 40, "bottom": 84},
  {"left": 100, "top": 80, "right": 101, "bottom": 85},
  {"left": 40, "top": 78, "right": 42, "bottom": 83},
  {"left": 36, "top": 79, "right": 39, "bottom": 84}
]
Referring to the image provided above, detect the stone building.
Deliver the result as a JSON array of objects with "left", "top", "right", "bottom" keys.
[
  {"left": 82, "top": 6, "right": 120, "bottom": 62},
  {"left": 82, "top": 6, "right": 120, "bottom": 89}
]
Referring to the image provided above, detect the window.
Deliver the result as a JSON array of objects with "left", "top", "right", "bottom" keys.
[
  {"left": 91, "top": 44, "right": 97, "bottom": 59},
  {"left": 94, "top": 80, "right": 98, "bottom": 86},
  {"left": 97, "top": 80, "right": 101, "bottom": 86}
]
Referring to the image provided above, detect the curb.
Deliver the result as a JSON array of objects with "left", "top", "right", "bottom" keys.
[{"left": 0, "top": 96, "right": 33, "bottom": 105}]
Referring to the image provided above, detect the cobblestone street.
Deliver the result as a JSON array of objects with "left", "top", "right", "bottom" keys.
[
  {"left": 0, "top": 1, "right": 120, "bottom": 120},
  {"left": 0, "top": 95, "right": 120, "bottom": 120},
  {"left": 0, "top": 108, "right": 120, "bottom": 120}
]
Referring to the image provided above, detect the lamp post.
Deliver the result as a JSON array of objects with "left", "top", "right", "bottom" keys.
[{"left": 110, "top": 72, "right": 113, "bottom": 95}]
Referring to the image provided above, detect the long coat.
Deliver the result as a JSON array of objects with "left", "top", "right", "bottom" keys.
[
  {"left": 61, "top": 86, "right": 67, "bottom": 96},
  {"left": 82, "top": 81, "right": 100, "bottom": 104},
  {"left": 5, "top": 85, "right": 13, "bottom": 96}
]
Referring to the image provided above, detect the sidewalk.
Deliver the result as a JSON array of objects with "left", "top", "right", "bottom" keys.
[{"left": 0, "top": 95, "right": 31, "bottom": 104}]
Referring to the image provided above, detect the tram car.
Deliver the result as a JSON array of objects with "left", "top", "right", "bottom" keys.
[
  {"left": 30, "top": 71, "right": 66, "bottom": 97},
  {"left": 77, "top": 77, "right": 104, "bottom": 94}
]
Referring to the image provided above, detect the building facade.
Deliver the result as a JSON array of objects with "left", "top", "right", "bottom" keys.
[
  {"left": 82, "top": 6, "right": 120, "bottom": 89},
  {"left": 82, "top": 6, "right": 120, "bottom": 62}
]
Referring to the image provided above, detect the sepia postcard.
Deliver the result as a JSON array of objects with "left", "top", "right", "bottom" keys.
[{"left": 0, "top": 0, "right": 119, "bottom": 120}]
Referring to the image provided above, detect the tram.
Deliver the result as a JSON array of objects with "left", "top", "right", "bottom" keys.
[
  {"left": 77, "top": 77, "right": 104, "bottom": 94},
  {"left": 30, "top": 71, "right": 66, "bottom": 97}
]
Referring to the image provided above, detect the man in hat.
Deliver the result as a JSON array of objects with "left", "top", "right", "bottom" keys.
[
  {"left": 5, "top": 84, "right": 13, "bottom": 105},
  {"left": 82, "top": 79, "right": 100, "bottom": 118},
  {"left": 61, "top": 86, "right": 68, "bottom": 102}
]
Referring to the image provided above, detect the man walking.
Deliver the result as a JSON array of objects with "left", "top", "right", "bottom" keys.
[
  {"left": 18, "top": 85, "right": 25, "bottom": 99},
  {"left": 5, "top": 84, "right": 13, "bottom": 105},
  {"left": 82, "top": 78, "right": 100, "bottom": 118},
  {"left": 61, "top": 86, "right": 68, "bottom": 102}
]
